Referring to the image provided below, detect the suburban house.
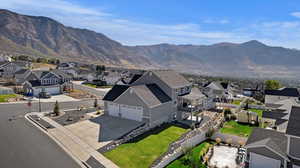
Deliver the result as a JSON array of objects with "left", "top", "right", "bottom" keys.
[
  {"left": 237, "top": 110, "right": 259, "bottom": 125},
  {"left": 21, "top": 70, "right": 72, "bottom": 96},
  {"left": 103, "top": 70, "right": 192, "bottom": 127},
  {"left": 179, "top": 87, "right": 215, "bottom": 112},
  {"left": 203, "top": 81, "right": 236, "bottom": 101},
  {"left": 265, "top": 88, "right": 299, "bottom": 104},
  {"left": 246, "top": 106, "right": 300, "bottom": 168},
  {"left": 0, "top": 61, "right": 31, "bottom": 78}
]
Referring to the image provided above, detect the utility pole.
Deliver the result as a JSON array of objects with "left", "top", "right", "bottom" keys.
[{"left": 39, "top": 96, "right": 41, "bottom": 112}]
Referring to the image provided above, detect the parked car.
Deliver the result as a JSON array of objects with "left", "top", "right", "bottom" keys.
[{"left": 38, "top": 92, "right": 51, "bottom": 99}]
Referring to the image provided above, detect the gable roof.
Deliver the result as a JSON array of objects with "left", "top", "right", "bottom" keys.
[
  {"left": 205, "top": 82, "right": 224, "bottom": 90},
  {"left": 103, "top": 85, "right": 129, "bottom": 101},
  {"left": 246, "top": 128, "right": 288, "bottom": 159},
  {"left": 265, "top": 88, "right": 299, "bottom": 97},
  {"left": 15, "top": 69, "right": 30, "bottom": 75},
  {"left": 152, "top": 70, "right": 191, "bottom": 88},
  {"left": 262, "top": 110, "right": 288, "bottom": 120},
  {"left": 145, "top": 84, "right": 171, "bottom": 104},
  {"left": 286, "top": 106, "right": 300, "bottom": 137},
  {"left": 32, "top": 70, "right": 50, "bottom": 79},
  {"left": 128, "top": 74, "right": 143, "bottom": 84},
  {"left": 182, "top": 87, "right": 206, "bottom": 100},
  {"left": 51, "top": 69, "right": 72, "bottom": 79}
]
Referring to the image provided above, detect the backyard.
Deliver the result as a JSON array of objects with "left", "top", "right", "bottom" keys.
[
  {"left": 220, "top": 120, "right": 255, "bottom": 137},
  {"left": 167, "top": 141, "right": 213, "bottom": 168},
  {"left": 232, "top": 99, "right": 242, "bottom": 105},
  {"left": 0, "top": 94, "right": 19, "bottom": 102},
  {"left": 248, "top": 108, "right": 263, "bottom": 117},
  {"left": 104, "top": 125, "right": 188, "bottom": 168}
]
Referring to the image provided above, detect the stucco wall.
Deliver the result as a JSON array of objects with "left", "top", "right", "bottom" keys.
[{"left": 150, "top": 102, "right": 174, "bottom": 127}]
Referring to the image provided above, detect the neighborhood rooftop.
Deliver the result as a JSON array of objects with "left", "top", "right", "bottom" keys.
[
  {"left": 152, "top": 70, "right": 191, "bottom": 88},
  {"left": 265, "top": 88, "right": 300, "bottom": 97},
  {"left": 286, "top": 106, "right": 300, "bottom": 137}
]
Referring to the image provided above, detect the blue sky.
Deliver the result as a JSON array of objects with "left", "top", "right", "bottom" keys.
[{"left": 1, "top": 0, "right": 300, "bottom": 48}]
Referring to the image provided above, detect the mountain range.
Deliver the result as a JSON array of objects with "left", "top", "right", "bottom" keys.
[{"left": 0, "top": 9, "right": 300, "bottom": 78}]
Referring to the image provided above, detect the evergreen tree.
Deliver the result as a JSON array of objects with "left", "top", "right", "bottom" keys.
[{"left": 53, "top": 101, "right": 60, "bottom": 116}]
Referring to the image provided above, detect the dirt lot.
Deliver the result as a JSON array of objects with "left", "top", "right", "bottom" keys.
[{"left": 67, "top": 89, "right": 98, "bottom": 99}]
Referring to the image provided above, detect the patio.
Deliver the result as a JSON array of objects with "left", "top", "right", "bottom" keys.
[{"left": 209, "top": 145, "right": 238, "bottom": 168}]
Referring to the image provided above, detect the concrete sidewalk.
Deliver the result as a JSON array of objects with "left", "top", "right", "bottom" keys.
[{"left": 28, "top": 112, "right": 119, "bottom": 168}]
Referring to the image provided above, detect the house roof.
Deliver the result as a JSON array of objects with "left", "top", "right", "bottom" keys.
[
  {"left": 103, "top": 85, "right": 129, "bottom": 101},
  {"left": 15, "top": 69, "right": 30, "bottom": 75},
  {"left": 286, "top": 106, "right": 300, "bottom": 137},
  {"left": 145, "top": 84, "right": 171, "bottom": 104},
  {"left": 265, "top": 88, "right": 299, "bottom": 97},
  {"left": 204, "top": 82, "right": 224, "bottom": 90},
  {"left": 246, "top": 128, "right": 288, "bottom": 159},
  {"left": 32, "top": 70, "right": 50, "bottom": 79},
  {"left": 262, "top": 110, "right": 288, "bottom": 120},
  {"left": 128, "top": 74, "right": 143, "bottom": 84},
  {"left": 51, "top": 69, "right": 72, "bottom": 79},
  {"left": 152, "top": 70, "right": 191, "bottom": 88},
  {"left": 289, "top": 137, "right": 300, "bottom": 159},
  {"left": 181, "top": 87, "right": 206, "bottom": 100}
]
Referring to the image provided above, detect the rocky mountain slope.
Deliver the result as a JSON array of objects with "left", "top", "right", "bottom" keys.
[{"left": 1, "top": 9, "right": 300, "bottom": 78}]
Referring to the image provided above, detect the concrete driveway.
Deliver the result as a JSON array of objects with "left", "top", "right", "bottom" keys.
[{"left": 65, "top": 115, "right": 144, "bottom": 149}]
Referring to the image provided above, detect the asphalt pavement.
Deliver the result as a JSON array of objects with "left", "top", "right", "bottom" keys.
[{"left": 0, "top": 100, "right": 94, "bottom": 168}]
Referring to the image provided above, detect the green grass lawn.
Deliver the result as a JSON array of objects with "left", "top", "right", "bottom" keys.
[
  {"left": 83, "top": 83, "right": 97, "bottom": 88},
  {"left": 232, "top": 100, "right": 242, "bottom": 105},
  {"left": 167, "top": 141, "right": 212, "bottom": 168},
  {"left": 248, "top": 108, "right": 263, "bottom": 117},
  {"left": 220, "top": 121, "right": 255, "bottom": 137},
  {"left": 0, "top": 94, "right": 18, "bottom": 102},
  {"left": 83, "top": 83, "right": 112, "bottom": 88},
  {"left": 104, "top": 125, "right": 188, "bottom": 168}
]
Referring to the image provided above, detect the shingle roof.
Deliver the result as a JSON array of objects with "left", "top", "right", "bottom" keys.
[
  {"left": 32, "top": 70, "right": 50, "bottom": 79},
  {"left": 246, "top": 128, "right": 288, "bottom": 159},
  {"left": 152, "top": 70, "right": 190, "bottom": 88},
  {"left": 51, "top": 69, "right": 72, "bottom": 79},
  {"left": 145, "top": 84, "right": 171, "bottom": 103},
  {"left": 286, "top": 106, "right": 300, "bottom": 137},
  {"left": 128, "top": 74, "right": 143, "bottom": 84},
  {"left": 265, "top": 88, "right": 299, "bottom": 97},
  {"left": 289, "top": 137, "right": 300, "bottom": 159},
  {"left": 262, "top": 110, "right": 288, "bottom": 120},
  {"left": 102, "top": 85, "right": 129, "bottom": 101},
  {"left": 15, "top": 69, "right": 30, "bottom": 75},
  {"left": 181, "top": 87, "right": 206, "bottom": 100},
  {"left": 205, "top": 82, "right": 224, "bottom": 90}
]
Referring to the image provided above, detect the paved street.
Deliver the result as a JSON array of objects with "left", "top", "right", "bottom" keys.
[{"left": 0, "top": 100, "right": 93, "bottom": 168}]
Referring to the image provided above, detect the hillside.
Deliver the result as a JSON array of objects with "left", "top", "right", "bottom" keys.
[{"left": 1, "top": 9, "right": 300, "bottom": 78}]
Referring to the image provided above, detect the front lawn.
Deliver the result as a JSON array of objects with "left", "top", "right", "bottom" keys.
[
  {"left": 248, "top": 108, "right": 263, "bottom": 117},
  {"left": 220, "top": 121, "right": 254, "bottom": 137},
  {"left": 0, "top": 94, "right": 18, "bottom": 102},
  {"left": 232, "top": 100, "right": 242, "bottom": 105},
  {"left": 104, "top": 125, "right": 188, "bottom": 168},
  {"left": 83, "top": 83, "right": 112, "bottom": 89},
  {"left": 167, "top": 141, "right": 212, "bottom": 168}
]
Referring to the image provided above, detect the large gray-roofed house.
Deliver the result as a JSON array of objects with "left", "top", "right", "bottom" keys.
[
  {"left": 103, "top": 70, "right": 192, "bottom": 127},
  {"left": 265, "top": 87, "right": 300, "bottom": 104},
  {"left": 286, "top": 106, "right": 300, "bottom": 137},
  {"left": 103, "top": 83, "right": 173, "bottom": 127}
]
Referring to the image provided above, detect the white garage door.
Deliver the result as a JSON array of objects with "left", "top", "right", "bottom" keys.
[
  {"left": 107, "top": 103, "right": 119, "bottom": 117},
  {"left": 45, "top": 87, "right": 60, "bottom": 95},
  {"left": 120, "top": 105, "right": 143, "bottom": 122}
]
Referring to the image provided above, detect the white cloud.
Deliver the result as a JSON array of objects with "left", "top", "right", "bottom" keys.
[
  {"left": 203, "top": 18, "right": 230, "bottom": 24},
  {"left": 291, "top": 12, "right": 300, "bottom": 18}
]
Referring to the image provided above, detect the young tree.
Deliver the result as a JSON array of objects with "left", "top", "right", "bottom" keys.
[
  {"left": 53, "top": 101, "right": 60, "bottom": 116},
  {"left": 94, "top": 98, "right": 98, "bottom": 108},
  {"left": 265, "top": 80, "right": 282, "bottom": 90}
]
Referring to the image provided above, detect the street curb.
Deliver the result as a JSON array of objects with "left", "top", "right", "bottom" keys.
[{"left": 26, "top": 115, "right": 48, "bottom": 132}]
